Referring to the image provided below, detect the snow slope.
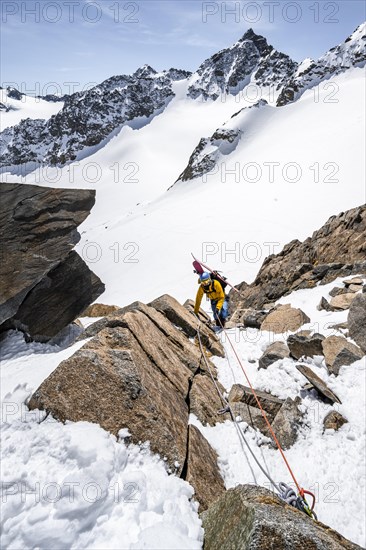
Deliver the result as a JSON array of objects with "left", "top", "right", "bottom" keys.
[
  {"left": 195, "top": 278, "right": 366, "bottom": 547},
  {"left": 74, "top": 67, "right": 364, "bottom": 307},
  {"left": 0, "top": 331, "right": 203, "bottom": 550},
  {"left": 0, "top": 89, "right": 64, "bottom": 129},
  {"left": 2, "top": 68, "right": 364, "bottom": 308},
  {"left": 1, "top": 280, "right": 365, "bottom": 547}
]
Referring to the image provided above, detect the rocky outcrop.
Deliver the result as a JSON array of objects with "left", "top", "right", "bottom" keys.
[
  {"left": 258, "top": 341, "right": 290, "bottom": 369},
  {"left": 322, "top": 336, "right": 364, "bottom": 375},
  {"left": 185, "top": 425, "right": 225, "bottom": 512},
  {"left": 0, "top": 182, "right": 104, "bottom": 341},
  {"left": 149, "top": 294, "right": 224, "bottom": 357},
  {"left": 29, "top": 324, "right": 190, "bottom": 472},
  {"left": 189, "top": 374, "right": 225, "bottom": 426},
  {"left": 229, "top": 205, "right": 366, "bottom": 313},
  {"left": 174, "top": 127, "right": 242, "bottom": 183},
  {"left": 260, "top": 305, "right": 310, "bottom": 334},
  {"left": 28, "top": 296, "right": 226, "bottom": 507},
  {"left": 348, "top": 289, "right": 366, "bottom": 353},
  {"left": 202, "top": 484, "right": 361, "bottom": 549},
  {"left": 5, "top": 251, "right": 104, "bottom": 341}
]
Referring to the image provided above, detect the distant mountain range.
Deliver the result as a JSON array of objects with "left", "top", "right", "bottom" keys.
[{"left": 0, "top": 22, "right": 365, "bottom": 170}]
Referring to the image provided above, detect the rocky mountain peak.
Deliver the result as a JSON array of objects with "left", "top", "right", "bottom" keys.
[
  {"left": 188, "top": 29, "right": 297, "bottom": 100},
  {"left": 133, "top": 64, "right": 158, "bottom": 79},
  {"left": 238, "top": 28, "right": 272, "bottom": 56}
]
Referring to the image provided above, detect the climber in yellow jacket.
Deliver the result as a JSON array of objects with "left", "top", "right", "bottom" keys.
[{"left": 194, "top": 272, "right": 229, "bottom": 328}]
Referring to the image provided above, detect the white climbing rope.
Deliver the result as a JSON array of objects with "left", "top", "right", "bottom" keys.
[{"left": 193, "top": 315, "right": 317, "bottom": 519}]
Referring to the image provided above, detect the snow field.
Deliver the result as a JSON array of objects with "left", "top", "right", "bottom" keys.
[{"left": 0, "top": 333, "right": 203, "bottom": 549}]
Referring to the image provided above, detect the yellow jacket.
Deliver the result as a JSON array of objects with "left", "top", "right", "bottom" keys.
[{"left": 194, "top": 279, "right": 225, "bottom": 314}]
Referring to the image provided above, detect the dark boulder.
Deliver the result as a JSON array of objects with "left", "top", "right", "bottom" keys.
[
  {"left": 287, "top": 333, "right": 325, "bottom": 360},
  {"left": 0, "top": 182, "right": 104, "bottom": 341}
]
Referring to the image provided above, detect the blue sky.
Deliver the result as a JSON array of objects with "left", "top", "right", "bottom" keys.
[{"left": 1, "top": 0, "right": 365, "bottom": 94}]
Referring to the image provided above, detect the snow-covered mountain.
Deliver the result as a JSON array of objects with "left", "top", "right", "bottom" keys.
[
  {"left": 187, "top": 28, "right": 297, "bottom": 100},
  {"left": 2, "top": 23, "right": 364, "bottom": 172},
  {"left": 0, "top": 66, "right": 190, "bottom": 167},
  {"left": 0, "top": 86, "right": 64, "bottom": 128},
  {"left": 277, "top": 22, "right": 366, "bottom": 106},
  {"left": 1, "top": 20, "right": 366, "bottom": 550}
]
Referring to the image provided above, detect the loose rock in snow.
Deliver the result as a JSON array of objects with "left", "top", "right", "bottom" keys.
[
  {"left": 323, "top": 411, "right": 348, "bottom": 432},
  {"left": 287, "top": 332, "right": 325, "bottom": 360},
  {"left": 322, "top": 336, "right": 364, "bottom": 375},
  {"left": 270, "top": 396, "right": 303, "bottom": 449},
  {"left": 260, "top": 305, "right": 310, "bottom": 333},
  {"left": 296, "top": 364, "right": 342, "bottom": 404},
  {"left": 258, "top": 341, "right": 290, "bottom": 369},
  {"left": 228, "top": 384, "right": 284, "bottom": 418},
  {"left": 329, "top": 293, "right": 356, "bottom": 311}
]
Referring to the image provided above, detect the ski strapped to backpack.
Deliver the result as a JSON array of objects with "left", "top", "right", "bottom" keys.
[{"left": 191, "top": 253, "right": 239, "bottom": 294}]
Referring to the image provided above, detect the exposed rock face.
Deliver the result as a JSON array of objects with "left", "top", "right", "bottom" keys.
[
  {"left": 323, "top": 411, "right": 348, "bottom": 432},
  {"left": 277, "top": 22, "right": 366, "bottom": 106},
  {"left": 174, "top": 127, "right": 242, "bottom": 183},
  {"left": 186, "top": 425, "right": 225, "bottom": 512},
  {"left": 189, "top": 374, "right": 226, "bottom": 426},
  {"left": 5, "top": 251, "right": 104, "bottom": 341},
  {"left": 28, "top": 297, "right": 226, "bottom": 501},
  {"left": 270, "top": 397, "right": 302, "bottom": 450},
  {"left": 260, "top": 305, "right": 310, "bottom": 334},
  {"left": 29, "top": 324, "right": 189, "bottom": 473},
  {"left": 0, "top": 182, "right": 104, "bottom": 340},
  {"left": 322, "top": 336, "right": 364, "bottom": 375},
  {"left": 149, "top": 294, "right": 224, "bottom": 357},
  {"left": 296, "top": 365, "right": 342, "bottom": 404},
  {"left": 348, "top": 291, "right": 366, "bottom": 353},
  {"left": 202, "top": 484, "right": 361, "bottom": 550},
  {"left": 287, "top": 333, "right": 325, "bottom": 360},
  {"left": 82, "top": 303, "right": 120, "bottom": 317},
  {"left": 0, "top": 66, "right": 191, "bottom": 168},
  {"left": 258, "top": 341, "right": 290, "bottom": 369},
  {"left": 229, "top": 205, "right": 366, "bottom": 313},
  {"left": 188, "top": 29, "right": 297, "bottom": 100}
]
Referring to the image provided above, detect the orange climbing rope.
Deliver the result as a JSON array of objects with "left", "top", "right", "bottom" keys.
[{"left": 215, "top": 315, "right": 316, "bottom": 513}]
